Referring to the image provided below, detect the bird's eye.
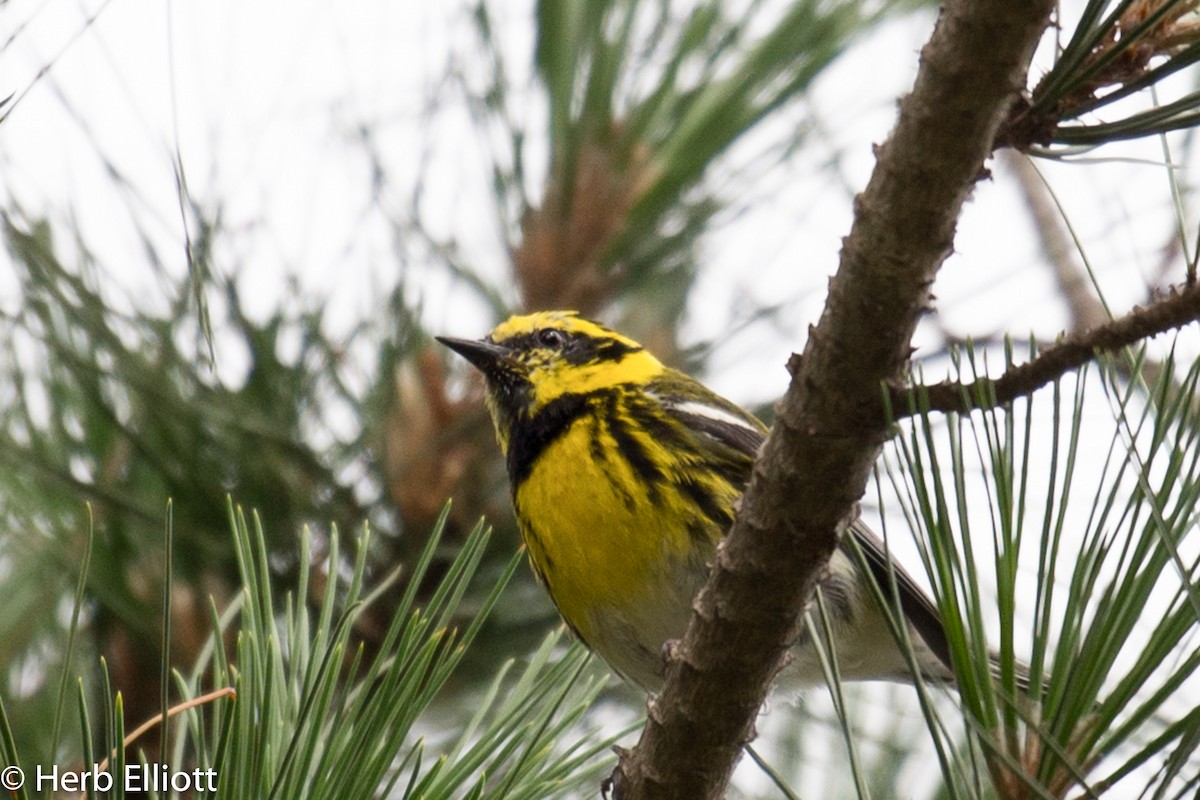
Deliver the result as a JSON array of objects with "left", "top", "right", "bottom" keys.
[{"left": 536, "top": 328, "right": 568, "bottom": 348}]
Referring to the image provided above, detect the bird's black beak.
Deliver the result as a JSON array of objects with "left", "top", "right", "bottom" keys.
[{"left": 435, "top": 336, "right": 510, "bottom": 375}]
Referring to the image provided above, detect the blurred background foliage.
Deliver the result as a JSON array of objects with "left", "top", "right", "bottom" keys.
[{"left": 2, "top": 0, "right": 1200, "bottom": 796}]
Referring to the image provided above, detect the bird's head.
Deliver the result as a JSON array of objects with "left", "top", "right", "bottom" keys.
[{"left": 437, "top": 311, "right": 663, "bottom": 452}]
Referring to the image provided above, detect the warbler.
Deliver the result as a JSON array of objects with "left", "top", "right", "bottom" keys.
[{"left": 438, "top": 310, "right": 958, "bottom": 691}]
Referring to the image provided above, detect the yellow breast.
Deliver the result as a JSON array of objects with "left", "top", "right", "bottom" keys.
[{"left": 513, "top": 414, "right": 722, "bottom": 687}]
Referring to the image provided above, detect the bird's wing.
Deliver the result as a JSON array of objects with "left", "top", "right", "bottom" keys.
[
  {"left": 654, "top": 378, "right": 954, "bottom": 675},
  {"left": 649, "top": 373, "right": 768, "bottom": 468},
  {"left": 848, "top": 518, "right": 953, "bottom": 675}
]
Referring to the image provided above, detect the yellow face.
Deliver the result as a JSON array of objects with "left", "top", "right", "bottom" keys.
[
  {"left": 488, "top": 311, "right": 663, "bottom": 410},
  {"left": 438, "top": 311, "right": 665, "bottom": 454}
]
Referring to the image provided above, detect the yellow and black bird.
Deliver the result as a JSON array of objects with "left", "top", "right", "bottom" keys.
[{"left": 438, "top": 310, "right": 957, "bottom": 691}]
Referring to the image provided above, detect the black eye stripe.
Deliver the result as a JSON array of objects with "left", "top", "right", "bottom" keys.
[
  {"left": 493, "top": 330, "right": 641, "bottom": 364},
  {"left": 564, "top": 336, "right": 639, "bottom": 365},
  {"left": 495, "top": 331, "right": 551, "bottom": 352}
]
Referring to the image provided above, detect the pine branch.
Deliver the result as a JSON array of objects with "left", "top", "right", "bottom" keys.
[
  {"left": 891, "top": 281, "right": 1200, "bottom": 415},
  {"left": 610, "top": 0, "right": 1055, "bottom": 797},
  {"left": 1006, "top": 147, "right": 1200, "bottom": 417}
]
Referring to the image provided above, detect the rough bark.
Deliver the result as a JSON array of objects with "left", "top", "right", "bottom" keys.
[{"left": 611, "top": 1, "right": 1056, "bottom": 797}]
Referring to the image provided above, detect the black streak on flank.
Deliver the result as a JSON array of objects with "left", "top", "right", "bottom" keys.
[
  {"left": 675, "top": 475, "right": 732, "bottom": 535},
  {"left": 603, "top": 393, "right": 666, "bottom": 501}
]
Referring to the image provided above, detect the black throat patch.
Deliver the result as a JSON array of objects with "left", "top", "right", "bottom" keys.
[{"left": 506, "top": 392, "right": 593, "bottom": 486}]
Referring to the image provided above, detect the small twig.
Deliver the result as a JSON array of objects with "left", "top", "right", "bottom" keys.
[
  {"left": 891, "top": 281, "right": 1200, "bottom": 415},
  {"left": 91, "top": 686, "right": 237, "bottom": 776}
]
